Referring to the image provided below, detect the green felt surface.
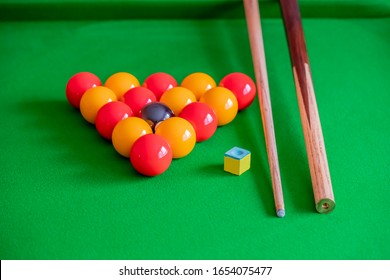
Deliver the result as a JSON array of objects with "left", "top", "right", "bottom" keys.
[{"left": 0, "top": 1, "right": 389, "bottom": 260}]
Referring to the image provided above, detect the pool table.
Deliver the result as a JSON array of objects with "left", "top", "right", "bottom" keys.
[{"left": 1, "top": 0, "right": 389, "bottom": 260}]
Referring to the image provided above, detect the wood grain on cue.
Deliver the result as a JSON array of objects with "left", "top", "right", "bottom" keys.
[
  {"left": 279, "top": 0, "right": 335, "bottom": 213},
  {"left": 243, "top": 0, "right": 285, "bottom": 217}
]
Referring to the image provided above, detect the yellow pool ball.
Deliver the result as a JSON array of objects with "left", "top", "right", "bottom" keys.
[
  {"left": 112, "top": 117, "right": 153, "bottom": 158},
  {"left": 80, "top": 86, "right": 117, "bottom": 124},
  {"left": 160, "top": 86, "right": 197, "bottom": 115},
  {"left": 181, "top": 72, "right": 216, "bottom": 100},
  {"left": 200, "top": 87, "right": 238, "bottom": 126},
  {"left": 104, "top": 72, "right": 140, "bottom": 100},
  {"left": 155, "top": 117, "right": 196, "bottom": 159}
]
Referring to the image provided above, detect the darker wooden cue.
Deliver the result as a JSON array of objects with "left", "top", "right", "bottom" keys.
[{"left": 279, "top": 0, "right": 335, "bottom": 213}]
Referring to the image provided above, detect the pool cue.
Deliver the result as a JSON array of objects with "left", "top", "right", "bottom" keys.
[
  {"left": 243, "top": 0, "right": 285, "bottom": 218},
  {"left": 279, "top": 0, "right": 335, "bottom": 213}
]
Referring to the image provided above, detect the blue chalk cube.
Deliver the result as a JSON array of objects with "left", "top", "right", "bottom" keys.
[{"left": 224, "top": 147, "right": 251, "bottom": 175}]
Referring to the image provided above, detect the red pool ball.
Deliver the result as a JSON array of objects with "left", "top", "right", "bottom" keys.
[
  {"left": 95, "top": 101, "right": 133, "bottom": 140},
  {"left": 142, "top": 72, "right": 177, "bottom": 100},
  {"left": 130, "top": 134, "right": 173, "bottom": 176},
  {"left": 66, "top": 72, "right": 102, "bottom": 109},
  {"left": 121, "top": 87, "right": 157, "bottom": 117},
  {"left": 179, "top": 102, "right": 218, "bottom": 142},
  {"left": 219, "top": 72, "right": 256, "bottom": 111}
]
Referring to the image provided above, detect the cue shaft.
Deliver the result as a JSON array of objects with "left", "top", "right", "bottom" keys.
[
  {"left": 243, "top": 0, "right": 285, "bottom": 217},
  {"left": 279, "top": 0, "right": 335, "bottom": 213}
]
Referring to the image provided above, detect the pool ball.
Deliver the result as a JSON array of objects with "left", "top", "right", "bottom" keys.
[
  {"left": 121, "top": 87, "right": 157, "bottom": 117},
  {"left": 66, "top": 72, "right": 101, "bottom": 108},
  {"left": 141, "top": 102, "right": 174, "bottom": 131},
  {"left": 181, "top": 72, "right": 216, "bottom": 100},
  {"left": 179, "top": 102, "right": 218, "bottom": 142},
  {"left": 143, "top": 72, "right": 177, "bottom": 100},
  {"left": 155, "top": 117, "right": 196, "bottom": 159},
  {"left": 219, "top": 72, "right": 256, "bottom": 111},
  {"left": 160, "top": 86, "right": 196, "bottom": 115},
  {"left": 80, "top": 86, "right": 117, "bottom": 124},
  {"left": 112, "top": 117, "right": 153, "bottom": 158},
  {"left": 200, "top": 87, "right": 238, "bottom": 126},
  {"left": 95, "top": 101, "right": 133, "bottom": 140},
  {"left": 130, "top": 134, "right": 173, "bottom": 176},
  {"left": 104, "top": 72, "right": 140, "bottom": 100}
]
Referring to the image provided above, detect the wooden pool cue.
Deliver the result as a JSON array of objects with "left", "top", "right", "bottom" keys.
[
  {"left": 243, "top": 0, "right": 285, "bottom": 218},
  {"left": 279, "top": 0, "right": 335, "bottom": 213}
]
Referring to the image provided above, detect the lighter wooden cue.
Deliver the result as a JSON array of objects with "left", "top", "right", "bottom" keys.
[
  {"left": 280, "top": 0, "right": 335, "bottom": 213},
  {"left": 243, "top": 0, "right": 285, "bottom": 218}
]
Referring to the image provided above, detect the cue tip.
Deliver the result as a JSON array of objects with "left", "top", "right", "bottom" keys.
[{"left": 276, "top": 209, "right": 285, "bottom": 218}]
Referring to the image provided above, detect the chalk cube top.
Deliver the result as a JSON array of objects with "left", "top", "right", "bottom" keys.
[{"left": 224, "top": 147, "right": 250, "bottom": 160}]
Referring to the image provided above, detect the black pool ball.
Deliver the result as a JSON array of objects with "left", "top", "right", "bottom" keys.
[{"left": 141, "top": 102, "right": 174, "bottom": 131}]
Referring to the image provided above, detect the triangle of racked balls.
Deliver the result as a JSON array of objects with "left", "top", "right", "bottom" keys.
[{"left": 65, "top": 71, "right": 256, "bottom": 176}]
